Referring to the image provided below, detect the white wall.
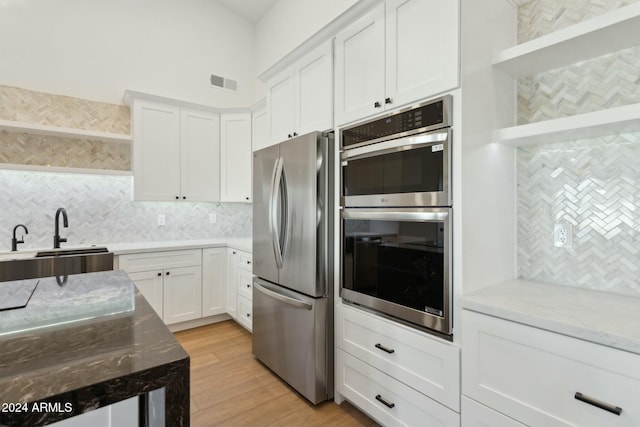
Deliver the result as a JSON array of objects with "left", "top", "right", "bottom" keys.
[
  {"left": 255, "top": 0, "right": 358, "bottom": 78},
  {"left": 0, "top": 0, "right": 255, "bottom": 108}
]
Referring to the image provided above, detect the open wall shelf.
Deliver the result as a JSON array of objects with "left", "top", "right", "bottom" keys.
[
  {"left": 493, "top": 2, "right": 640, "bottom": 77},
  {"left": 494, "top": 103, "right": 640, "bottom": 147},
  {"left": 0, "top": 119, "right": 132, "bottom": 144}
]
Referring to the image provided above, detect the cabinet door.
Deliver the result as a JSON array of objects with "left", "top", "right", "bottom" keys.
[
  {"left": 180, "top": 108, "right": 220, "bottom": 202},
  {"left": 202, "top": 248, "right": 227, "bottom": 317},
  {"left": 386, "top": 0, "right": 459, "bottom": 107},
  {"left": 267, "top": 69, "right": 295, "bottom": 144},
  {"left": 163, "top": 265, "right": 202, "bottom": 325},
  {"left": 226, "top": 249, "right": 239, "bottom": 319},
  {"left": 334, "top": 3, "right": 386, "bottom": 126},
  {"left": 236, "top": 295, "right": 252, "bottom": 332},
  {"left": 220, "top": 113, "right": 252, "bottom": 202},
  {"left": 252, "top": 107, "right": 271, "bottom": 152},
  {"left": 132, "top": 100, "right": 180, "bottom": 201},
  {"left": 127, "top": 270, "right": 164, "bottom": 319},
  {"left": 295, "top": 41, "right": 333, "bottom": 135}
]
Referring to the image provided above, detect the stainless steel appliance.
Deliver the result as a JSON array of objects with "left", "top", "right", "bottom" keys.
[
  {"left": 341, "top": 208, "right": 452, "bottom": 338},
  {"left": 252, "top": 131, "right": 333, "bottom": 404},
  {"left": 341, "top": 95, "right": 452, "bottom": 208},
  {"left": 340, "top": 96, "right": 454, "bottom": 339}
]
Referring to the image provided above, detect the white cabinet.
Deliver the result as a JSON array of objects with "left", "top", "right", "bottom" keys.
[
  {"left": 162, "top": 265, "right": 202, "bottom": 324},
  {"left": 462, "top": 396, "right": 526, "bottom": 427},
  {"left": 202, "top": 247, "right": 227, "bottom": 317},
  {"left": 227, "top": 249, "right": 253, "bottom": 331},
  {"left": 117, "top": 249, "right": 203, "bottom": 325},
  {"left": 337, "top": 350, "right": 459, "bottom": 427},
  {"left": 462, "top": 309, "right": 640, "bottom": 427},
  {"left": 334, "top": 3, "right": 386, "bottom": 126},
  {"left": 220, "top": 113, "right": 252, "bottom": 202},
  {"left": 251, "top": 107, "right": 270, "bottom": 151},
  {"left": 335, "top": 0, "right": 460, "bottom": 125},
  {"left": 132, "top": 99, "right": 220, "bottom": 202},
  {"left": 336, "top": 304, "right": 460, "bottom": 425},
  {"left": 127, "top": 270, "right": 164, "bottom": 318},
  {"left": 267, "top": 40, "right": 333, "bottom": 145}
]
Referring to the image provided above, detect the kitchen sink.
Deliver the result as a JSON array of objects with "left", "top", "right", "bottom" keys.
[{"left": 0, "top": 247, "right": 113, "bottom": 283}]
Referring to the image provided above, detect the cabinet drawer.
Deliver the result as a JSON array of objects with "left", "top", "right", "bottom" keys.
[
  {"left": 461, "top": 396, "right": 525, "bottom": 427},
  {"left": 237, "top": 251, "right": 252, "bottom": 272},
  {"left": 337, "top": 349, "right": 459, "bottom": 427},
  {"left": 237, "top": 295, "right": 252, "bottom": 332},
  {"left": 337, "top": 304, "right": 460, "bottom": 411},
  {"left": 462, "top": 310, "right": 640, "bottom": 427},
  {"left": 118, "top": 249, "right": 201, "bottom": 272},
  {"left": 237, "top": 270, "right": 253, "bottom": 301}
]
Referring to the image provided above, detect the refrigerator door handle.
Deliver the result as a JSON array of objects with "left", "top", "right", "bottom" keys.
[
  {"left": 254, "top": 282, "right": 312, "bottom": 310},
  {"left": 280, "top": 159, "right": 289, "bottom": 261},
  {"left": 270, "top": 157, "right": 284, "bottom": 269}
]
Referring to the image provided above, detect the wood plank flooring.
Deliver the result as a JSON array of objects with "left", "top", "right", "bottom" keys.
[{"left": 174, "top": 321, "right": 378, "bottom": 427}]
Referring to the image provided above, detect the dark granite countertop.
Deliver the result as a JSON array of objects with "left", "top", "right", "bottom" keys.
[{"left": 0, "top": 270, "right": 190, "bottom": 426}]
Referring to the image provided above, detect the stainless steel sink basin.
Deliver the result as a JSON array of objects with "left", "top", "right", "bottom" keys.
[{"left": 0, "top": 247, "right": 113, "bottom": 282}]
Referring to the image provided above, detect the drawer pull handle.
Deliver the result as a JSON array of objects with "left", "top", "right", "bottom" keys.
[
  {"left": 375, "top": 394, "right": 395, "bottom": 409},
  {"left": 574, "top": 392, "right": 622, "bottom": 416},
  {"left": 375, "top": 343, "right": 395, "bottom": 354}
]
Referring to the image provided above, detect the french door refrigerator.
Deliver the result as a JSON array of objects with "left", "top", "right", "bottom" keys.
[{"left": 252, "top": 131, "right": 333, "bottom": 404}]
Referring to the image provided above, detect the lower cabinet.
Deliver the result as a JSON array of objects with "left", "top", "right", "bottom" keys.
[
  {"left": 162, "top": 265, "right": 202, "bottom": 324},
  {"left": 461, "top": 396, "right": 525, "bottom": 427},
  {"left": 202, "top": 247, "right": 227, "bottom": 317},
  {"left": 461, "top": 309, "right": 640, "bottom": 427},
  {"left": 336, "top": 303, "right": 460, "bottom": 426},
  {"left": 228, "top": 249, "right": 253, "bottom": 331}
]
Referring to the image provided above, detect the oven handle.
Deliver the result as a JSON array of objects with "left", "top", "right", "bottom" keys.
[
  {"left": 342, "top": 209, "right": 450, "bottom": 222},
  {"left": 341, "top": 129, "right": 450, "bottom": 162}
]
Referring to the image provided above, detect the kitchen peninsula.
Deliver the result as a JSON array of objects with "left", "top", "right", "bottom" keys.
[{"left": 0, "top": 270, "right": 189, "bottom": 427}]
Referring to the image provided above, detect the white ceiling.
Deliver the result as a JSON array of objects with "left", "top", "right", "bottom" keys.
[{"left": 215, "top": 0, "right": 279, "bottom": 23}]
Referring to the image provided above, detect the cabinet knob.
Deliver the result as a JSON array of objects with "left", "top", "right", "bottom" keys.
[
  {"left": 182, "top": 196, "right": 186, "bottom": 200},
  {"left": 385, "top": 97, "right": 392, "bottom": 104},
  {"left": 175, "top": 196, "right": 179, "bottom": 200},
  {"left": 246, "top": 260, "right": 251, "bottom": 265},
  {"left": 288, "top": 133, "right": 292, "bottom": 138},
  {"left": 157, "top": 272, "right": 161, "bottom": 277},
  {"left": 233, "top": 251, "right": 237, "bottom": 255},
  {"left": 166, "top": 271, "right": 170, "bottom": 276},
  {"left": 245, "top": 197, "right": 250, "bottom": 200},
  {"left": 246, "top": 313, "right": 251, "bottom": 318},
  {"left": 374, "top": 101, "right": 381, "bottom": 108},
  {"left": 293, "top": 132, "right": 298, "bottom": 136},
  {"left": 246, "top": 284, "right": 251, "bottom": 288}
]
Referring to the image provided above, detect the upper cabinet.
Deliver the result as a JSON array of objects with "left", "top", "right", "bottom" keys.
[
  {"left": 220, "top": 113, "right": 252, "bottom": 202},
  {"left": 267, "top": 40, "right": 333, "bottom": 145},
  {"left": 251, "top": 107, "right": 269, "bottom": 152},
  {"left": 131, "top": 98, "right": 220, "bottom": 202},
  {"left": 335, "top": 0, "right": 460, "bottom": 126}
]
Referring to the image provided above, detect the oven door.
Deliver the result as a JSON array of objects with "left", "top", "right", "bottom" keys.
[
  {"left": 341, "top": 207, "right": 452, "bottom": 337},
  {"left": 341, "top": 129, "right": 451, "bottom": 207}
]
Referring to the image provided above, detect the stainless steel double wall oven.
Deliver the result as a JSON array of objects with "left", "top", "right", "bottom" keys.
[{"left": 340, "top": 95, "right": 453, "bottom": 338}]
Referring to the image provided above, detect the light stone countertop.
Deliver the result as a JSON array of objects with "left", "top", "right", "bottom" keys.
[
  {"left": 105, "top": 237, "right": 252, "bottom": 255},
  {"left": 458, "top": 279, "right": 640, "bottom": 355}
]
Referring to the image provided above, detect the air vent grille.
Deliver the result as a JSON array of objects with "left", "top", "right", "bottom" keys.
[{"left": 210, "top": 74, "right": 238, "bottom": 92}]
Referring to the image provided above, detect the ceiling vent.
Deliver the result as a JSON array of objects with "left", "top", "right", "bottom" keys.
[{"left": 210, "top": 74, "right": 238, "bottom": 92}]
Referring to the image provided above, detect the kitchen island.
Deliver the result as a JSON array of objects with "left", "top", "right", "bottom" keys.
[{"left": 0, "top": 270, "right": 189, "bottom": 427}]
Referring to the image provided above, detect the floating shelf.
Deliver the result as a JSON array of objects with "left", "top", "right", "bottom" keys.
[
  {"left": 0, "top": 163, "right": 133, "bottom": 176},
  {"left": 494, "top": 103, "right": 640, "bottom": 147},
  {"left": 493, "top": 2, "right": 640, "bottom": 77},
  {"left": 0, "top": 119, "right": 132, "bottom": 144}
]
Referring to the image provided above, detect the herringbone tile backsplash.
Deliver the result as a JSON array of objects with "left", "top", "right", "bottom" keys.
[
  {"left": 0, "top": 170, "right": 252, "bottom": 251},
  {"left": 516, "top": 0, "right": 640, "bottom": 296}
]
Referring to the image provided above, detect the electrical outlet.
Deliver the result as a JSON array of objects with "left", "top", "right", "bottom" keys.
[
  {"left": 554, "top": 223, "right": 572, "bottom": 247},
  {"left": 157, "top": 214, "right": 166, "bottom": 226},
  {"left": 209, "top": 213, "right": 217, "bottom": 224}
]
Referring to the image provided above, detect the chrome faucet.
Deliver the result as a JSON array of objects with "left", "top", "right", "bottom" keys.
[
  {"left": 54, "top": 208, "right": 68, "bottom": 249},
  {"left": 11, "top": 224, "right": 29, "bottom": 251}
]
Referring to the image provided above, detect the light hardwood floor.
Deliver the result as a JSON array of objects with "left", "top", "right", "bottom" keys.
[{"left": 174, "top": 321, "right": 378, "bottom": 427}]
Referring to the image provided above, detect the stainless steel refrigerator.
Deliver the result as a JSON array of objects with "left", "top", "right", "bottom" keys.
[{"left": 252, "top": 131, "right": 333, "bottom": 405}]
